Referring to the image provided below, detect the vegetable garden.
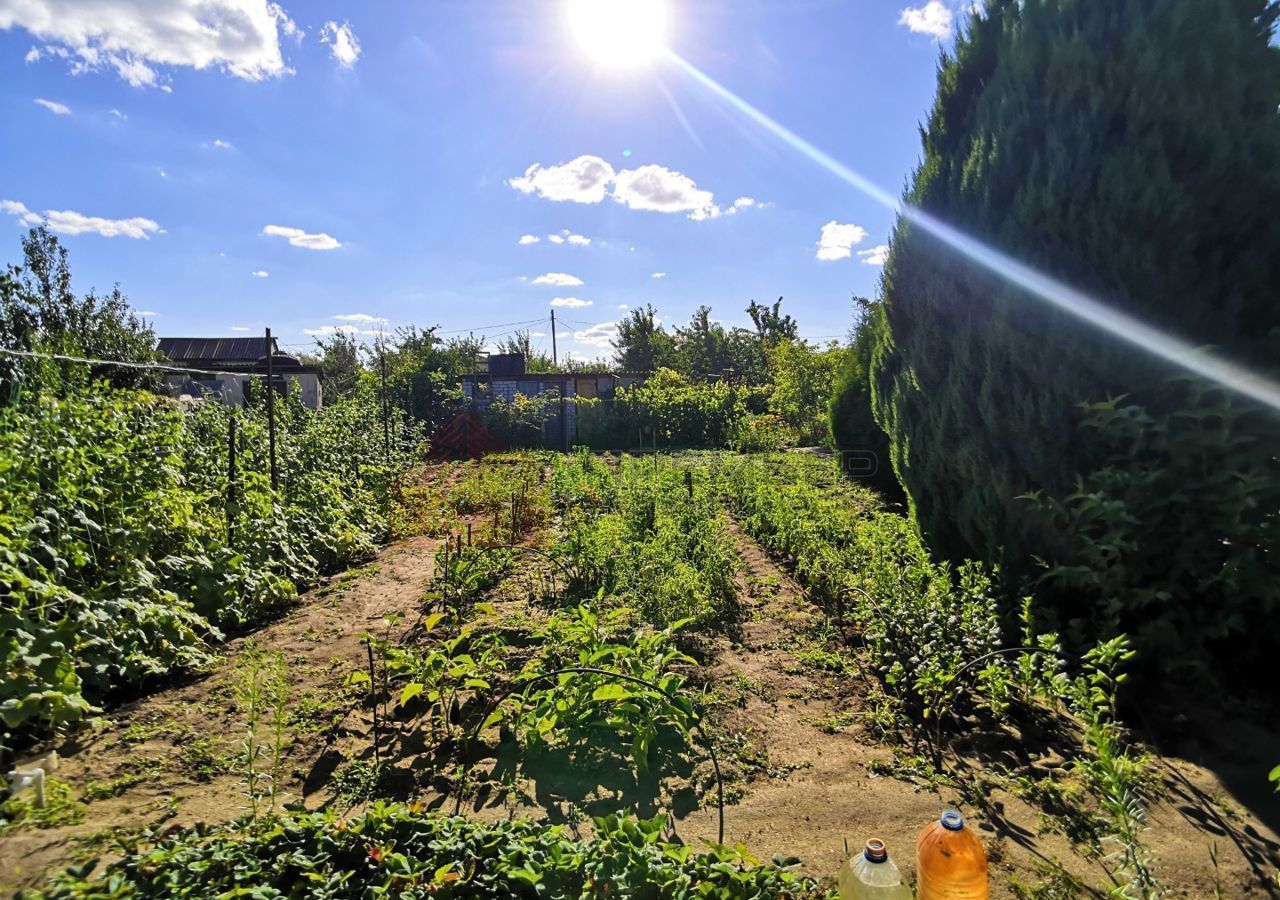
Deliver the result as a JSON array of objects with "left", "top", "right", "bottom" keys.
[{"left": 3, "top": 444, "right": 1278, "bottom": 898}]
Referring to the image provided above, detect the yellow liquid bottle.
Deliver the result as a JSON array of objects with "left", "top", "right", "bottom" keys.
[
  {"left": 837, "top": 839, "right": 913, "bottom": 900},
  {"left": 917, "top": 811, "right": 988, "bottom": 900}
]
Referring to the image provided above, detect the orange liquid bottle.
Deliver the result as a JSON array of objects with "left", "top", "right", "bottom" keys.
[{"left": 916, "top": 811, "right": 988, "bottom": 900}]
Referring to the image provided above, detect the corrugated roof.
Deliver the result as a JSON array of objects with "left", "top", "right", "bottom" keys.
[{"left": 157, "top": 337, "right": 277, "bottom": 364}]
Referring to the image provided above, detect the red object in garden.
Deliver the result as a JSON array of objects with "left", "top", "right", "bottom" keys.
[{"left": 430, "top": 410, "right": 504, "bottom": 459}]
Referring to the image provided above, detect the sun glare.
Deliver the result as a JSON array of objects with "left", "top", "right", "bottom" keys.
[{"left": 566, "top": 0, "right": 669, "bottom": 69}]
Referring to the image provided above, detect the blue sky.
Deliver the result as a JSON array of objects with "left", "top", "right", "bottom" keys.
[{"left": 0, "top": 0, "right": 964, "bottom": 361}]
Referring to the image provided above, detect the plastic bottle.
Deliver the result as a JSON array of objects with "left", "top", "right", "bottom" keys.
[
  {"left": 837, "top": 838, "right": 913, "bottom": 900},
  {"left": 916, "top": 811, "right": 988, "bottom": 900}
]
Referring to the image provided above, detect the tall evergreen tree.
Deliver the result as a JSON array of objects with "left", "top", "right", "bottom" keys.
[{"left": 858, "top": 0, "right": 1280, "bottom": 646}]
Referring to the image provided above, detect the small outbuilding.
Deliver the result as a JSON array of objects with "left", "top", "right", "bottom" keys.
[{"left": 157, "top": 336, "right": 323, "bottom": 409}]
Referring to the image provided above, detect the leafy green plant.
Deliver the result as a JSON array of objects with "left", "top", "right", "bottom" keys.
[
  {"left": 497, "top": 605, "right": 699, "bottom": 774},
  {"left": 380, "top": 614, "right": 505, "bottom": 745},
  {"left": 27, "top": 805, "right": 826, "bottom": 898}
]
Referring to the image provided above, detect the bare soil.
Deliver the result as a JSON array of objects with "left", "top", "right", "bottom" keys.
[
  {"left": 4, "top": 470, "right": 1279, "bottom": 898},
  {"left": 0, "top": 535, "right": 443, "bottom": 891}
]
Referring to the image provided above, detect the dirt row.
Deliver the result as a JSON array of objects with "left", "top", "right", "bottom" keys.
[{"left": 4, "top": 488, "right": 1279, "bottom": 897}]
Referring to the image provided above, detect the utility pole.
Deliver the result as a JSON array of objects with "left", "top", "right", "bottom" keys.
[
  {"left": 550, "top": 309, "right": 558, "bottom": 366},
  {"left": 265, "top": 327, "right": 278, "bottom": 492}
]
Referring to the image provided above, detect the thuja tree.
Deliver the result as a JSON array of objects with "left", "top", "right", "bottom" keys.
[{"left": 860, "top": 0, "right": 1280, "bottom": 669}]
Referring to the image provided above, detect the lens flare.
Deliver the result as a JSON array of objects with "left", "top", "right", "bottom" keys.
[{"left": 664, "top": 50, "right": 1280, "bottom": 412}]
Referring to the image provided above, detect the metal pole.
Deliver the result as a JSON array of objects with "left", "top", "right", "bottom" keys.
[
  {"left": 380, "top": 349, "right": 391, "bottom": 469},
  {"left": 265, "top": 327, "right": 278, "bottom": 492},
  {"left": 550, "top": 310, "right": 558, "bottom": 366},
  {"left": 227, "top": 412, "right": 237, "bottom": 546}
]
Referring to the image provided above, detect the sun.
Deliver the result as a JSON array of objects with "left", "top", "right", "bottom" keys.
[{"left": 565, "top": 0, "right": 670, "bottom": 69}]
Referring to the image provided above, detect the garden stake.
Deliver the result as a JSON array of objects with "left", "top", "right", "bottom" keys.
[{"left": 365, "top": 637, "right": 381, "bottom": 766}]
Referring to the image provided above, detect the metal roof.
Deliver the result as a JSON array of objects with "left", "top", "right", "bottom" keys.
[{"left": 157, "top": 336, "right": 277, "bottom": 364}]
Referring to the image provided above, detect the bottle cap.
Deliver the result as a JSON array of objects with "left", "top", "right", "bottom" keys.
[
  {"left": 940, "top": 811, "right": 964, "bottom": 831},
  {"left": 864, "top": 838, "right": 888, "bottom": 862}
]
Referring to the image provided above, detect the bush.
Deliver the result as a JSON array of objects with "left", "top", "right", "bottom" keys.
[
  {"left": 575, "top": 369, "right": 764, "bottom": 451},
  {"left": 864, "top": 0, "right": 1280, "bottom": 670}
]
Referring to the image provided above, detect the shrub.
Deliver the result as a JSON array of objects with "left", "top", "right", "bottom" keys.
[{"left": 864, "top": 0, "right": 1280, "bottom": 671}]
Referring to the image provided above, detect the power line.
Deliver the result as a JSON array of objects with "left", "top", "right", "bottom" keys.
[
  {"left": 0, "top": 346, "right": 276, "bottom": 380},
  {"left": 436, "top": 317, "right": 545, "bottom": 335}
]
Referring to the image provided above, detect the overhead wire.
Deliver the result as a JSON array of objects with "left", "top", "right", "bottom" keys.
[{"left": 0, "top": 347, "right": 276, "bottom": 380}]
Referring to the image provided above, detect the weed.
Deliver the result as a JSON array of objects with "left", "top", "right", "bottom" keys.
[
  {"left": 82, "top": 774, "right": 145, "bottom": 801},
  {"left": 0, "top": 780, "right": 85, "bottom": 832},
  {"left": 330, "top": 758, "right": 389, "bottom": 805}
]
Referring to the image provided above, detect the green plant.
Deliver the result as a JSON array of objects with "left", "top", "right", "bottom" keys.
[
  {"left": 233, "top": 646, "right": 290, "bottom": 820},
  {"left": 865, "top": 0, "right": 1280, "bottom": 666},
  {"left": 0, "top": 779, "right": 85, "bottom": 833},
  {"left": 1065, "top": 636, "right": 1163, "bottom": 899},
  {"left": 496, "top": 605, "right": 699, "bottom": 774},
  {"left": 379, "top": 614, "right": 505, "bottom": 746},
  {"left": 27, "top": 805, "right": 827, "bottom": 898}
]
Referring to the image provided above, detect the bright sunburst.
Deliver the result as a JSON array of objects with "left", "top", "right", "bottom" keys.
[{"left": 565, "top": 0, "right": 669, "bottom": 69}]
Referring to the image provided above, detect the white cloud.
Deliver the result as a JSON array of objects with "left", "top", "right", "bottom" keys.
[
  {"left": 0, "top": 200, "right": 37, "bottom": 224},
  {"left": 230, "top": 325, "right": 251, "bottom": 332},
  {"left": 547, "top": 233, "right": 565, "bottom": 244},
  {"left": 3, "top": 0, "right": 299, "bottom": 88},
  {"left": 532, "top": 272, "right": 583, "bottom": 286},
  {"left": 613, "top": 164, "right": 718, "bottom": 219},
  {"left": 567, "top": 234, "right": 590, "bottom": 246},
  {"left": 899, "top": 1, "right": 954, "bottom": 40},
  {"left": 651, "top": 272, "right": 666, "bottom": 279},
  {"left": 212, "top": 138, "right": 233, "bottom": 149},
  {"left": 251, "top": 269, "right": 269, "bottom": 277},
  {"left": 858, "top": 244, "right": 890, "bottom": 266},
  {"left": 110, "top": 107, "right": 126, "bottom": 118},
  {"left": 34, "top": 97, "right": 70, "bottom": 115},
  {"left": 816, "top": 220, "right": 868, "bottom": 261},
  {"left": 528, "top": 331, "right": 546, "bottom": 337},
  {"left": 332, "top": 313, "right": 387, "bottom": 323},
  {"left": 2, "top": 198, "right": 161, "bottom": 238},
  {"left": 509, "top": 155, "right": 615, "bottom": 204},
  {"left": 510, "top": 155, "right": 759, "bottom": 223},
  {"left": 618, "top": 304, "right": 630, "bottom": 309},
  {"left": 550, "top": 297, "right": 592, "bottom": 308},
  {"left": 518, "top": 234, "right": 540, "bottom": 245},
  {"left": 303, "top": 324, "right": 381, "bottom": 337},
  {"left": 136, "top": 310, "right": 157, "bottom": 316},
  {"left": 262, "top": 224, "right": 342, "bottom": 250},
  {"left": 320, "top": 20, "right": 360, "bottom": 68},
  {"left": 574, "top": 322, "right": 619, "bottom": 348}
]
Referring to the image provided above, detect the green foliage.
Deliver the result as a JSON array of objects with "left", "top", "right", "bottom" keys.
[
  {"left": 829, "top": 297, "right": 894, "bottom": 492},
  {"left": 0, "top": 381, "right": 418, "bottom": 738},
  {"left": 866, "top": 0, "right": 1280, "bottom": 665},
  {"left": 1024, "top": 385, "right": 1280, "bottom": 672},
  {"left": 28, "top": 805, "right": 824, "bottom": 898},
  {"left": 500, "top": 605, "right": 699, "bottom": 773},
  {"left": 712, "top": 454, "right": 1002, "bottom": 752},
  {"left": 764, "top": 338, "right": 844, "bottom": 446},
  {"left": 1, "top": 227, "right": 157, "bottom": 395},
  {"left": 612, "top": 304, "right": 676, "bottom": 372},
  {"left": 483, "top": 390, "right": 557, "bottom": 448},
  {"left": 550, "top": 454, "right": 740, "bottom": 628},
  {"left": 576, "top": 368, "right": 765, "bottom": 451},
  {"left": 381, "top": 614, "right": 505, "bottom": 743}
]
